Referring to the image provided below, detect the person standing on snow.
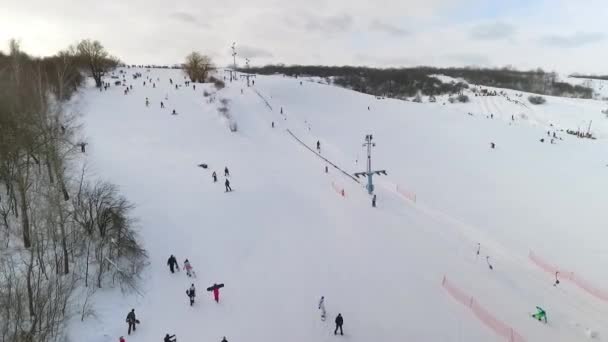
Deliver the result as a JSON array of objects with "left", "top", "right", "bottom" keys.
[
  {"left": 225, "top": 179, "right": 232, "bottom": 192},
  {"left": 167, "top": 255, "right": 179, "bottom": 273},
  {"left": 334, "top": 313, "right": 344, "bottom": 335},
  {"left": 183, "top": 259, "right": 194, "bottom": 277},
  {"left": 224, "top": 167, "right": 230, "bottom": 177},
  {"left": 126, "top": 309, "right": 137, "bottom": 335},
  {"left": 316, "top": 140, "right": 321, "bottom": 153},
  {"left": 318, "top": 296, "right": 326, "bottom": 321},
  {"left": 212, "top": 171, "right": 218, "bottom": 183},
  {"left": 221, "top": 337, "right": 228, "bottom": 342},
  {"left": 186, "top": 284, "right": 196, "bottom": 306},
  {"left": 207, "top": 283, "right": 225, "bottom": 302},
  {"left": 119, "top": 336, "right": 126, "bottom": 342}
]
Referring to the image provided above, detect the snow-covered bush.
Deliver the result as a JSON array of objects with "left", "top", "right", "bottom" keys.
[
  {"left": 412, "top": 93, "right": 422, "bottom": 103},
  {"left": 457, "top": 94, "right": 470, "bottom": 103},
  {"left": 528, "top": 95, "right": 546, "bottom": 105}
]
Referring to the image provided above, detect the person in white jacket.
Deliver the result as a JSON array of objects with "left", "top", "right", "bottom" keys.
[{"left": 318, "top": 296, "right": 326, "bottom": 321}]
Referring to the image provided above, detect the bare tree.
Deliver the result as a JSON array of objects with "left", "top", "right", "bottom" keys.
[
  {"left": 183, "top": 52, "right": 215, "bottom": 82},
  {"left": 76, "top": 39, "right": 118, "bottom": 88}
]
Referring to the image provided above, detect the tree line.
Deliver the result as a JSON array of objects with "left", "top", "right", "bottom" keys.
[
  {"left": 244, "top": 65, "right": 593, "bottom": 99},
  {"left": 0, "top": 39, "right": 146, "bottom": 342}
]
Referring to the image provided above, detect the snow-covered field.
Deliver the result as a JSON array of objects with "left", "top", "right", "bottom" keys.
[{"left": 68, "top": 67, "right": 608, "bottom": 342}]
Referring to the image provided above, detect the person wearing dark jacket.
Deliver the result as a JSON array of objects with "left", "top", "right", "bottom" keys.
[
  {"left": 126, "top": 309, "right": 137, "bottom": 335},
  {"left": 224, "top": 167, "right": 230, "bottom": 177},
  {"left": 225, "top": 179, "right": 232, "bottom": 192},
  {"left": 164, "top": 334, "right": 176, "bottom": 342},
  {"left": 186, "top": 284, "right": 196, "bottom": 306},
  {"left": 212, "top": 171, "right": 218, "bottom": 182},
  {"left": 167, "top": 255, "right": 179, "bottom": 273},
  {"left": 334, "top": 313, "right": 343, "bottom": 335}
]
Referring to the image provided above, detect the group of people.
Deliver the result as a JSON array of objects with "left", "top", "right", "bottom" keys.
[
  {"left": 318, "top": 296, "right": 345, "bottom": 335},
  {"left": 211, "top": 167, "right": 232, "bottom": 192}
]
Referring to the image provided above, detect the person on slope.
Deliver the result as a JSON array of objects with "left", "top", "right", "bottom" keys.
[
  {"left": 334, "top": 313, "right": 344, "bottom": 335},
  {"left": 532, "top": 306, "right": 547, "bottom": 323},
  {"left": 224, "top": 167, "right": 230, "bottom": 177},
  {"left": 225, "top": 179, "right": 232, "bottom": 192},
  {"left": 212, "top": 171, "right": 218, "bottom": 183},
  {"left": 221, "top": 337, "right": 228, "bottom": 342},
  {"left": 207, "top": 283, "right": 225, "bottom": 302},
  {"left": 119, "top": 336, "right": 126, "bottom": 342},
  {"left": 167, "top": 255, "right": 179, "bottom": 273},
  {"left": 318, "top": 296, "right": 326, "bottom": 321},
  {"left": 126, "top": 309, "right": 137, "bottom": 335},
  {"left": 186, "top": 283, "right": 196, "bottom": 306},
  {"left": 316, "top": 140, "right": 321, "bottom": 153},
  {"left": 164, "top": 333, "right": 176, "bottom": 342},
  {"left": 183, "top": 259, "right": 195, "bottom": 277}
]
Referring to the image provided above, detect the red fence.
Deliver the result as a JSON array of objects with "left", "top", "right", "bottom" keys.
[
  {"left": 442, "top": 276, "right": 526, "bottom": 342},
  {"left": 529, "top": 251, "right": 608, "bottom": 302},
  {"left": 331, "top": 181, "right": 346, "bottom": 197},
  {"left": 396, "top": 185, "right": 416, "bottom": 203}
]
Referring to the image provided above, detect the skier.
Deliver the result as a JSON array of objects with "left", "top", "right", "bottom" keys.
[
  {"left": 167, "top": 255, "right": 179, "bottom": 273},
  {"left": 207, "top": 283, "right": 225, "bottom": 302},
  {"left": 164, "top": 334, "right": 176, "bottom": 342},
  {"left": 161, "top": 101, "right": 165, "bottom": 108},
  {"left": 325, "top": 165, "right": 328, "bottom": 173},
  {"left": 212, "top": 171, "right": 218, "bottom": 183},
  {"left": 271, "top": 121, "right": 275, "bottom": 128},
  {"left": 490, "top": 142, "right": 495, "bottom": 149},
  {"left": 318, "top": 296, "right": 326, "bottom": 321},
  {"left": 334, "top": 313, "right": 344, "bottom": 335},
  {"left": 184, "top": 259, "right": 194, "bottom": 277},
  {"left": 372, "top": 194, "right": 377, "bottom": 208},
  {"left": 280, "top": 107, "right": 283, "bottom": 114},
  {"left": 316, "top": 140, "right": 321, "bottom": 153},
  {"left": 126, "top": 309, "right": 137, "bottom": 335},
  {"left": 532, "top": 306, "right": 547, "bottom": 323},
  {"left": 186, "top": 284, "right": 196, "bottom": 306},
  {"left": 225, "top": 179, "right": 232, "bottom": 192},
  {"left": 224, "top": 167, "right": 230, "bottom": 177},
  {"left": 145, "top": 98, "right": 149, "bottom": 107}
]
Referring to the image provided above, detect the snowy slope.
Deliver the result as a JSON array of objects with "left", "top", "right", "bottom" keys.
[{"left": 68, "top": 68, "right": 608, "bottom": 342}]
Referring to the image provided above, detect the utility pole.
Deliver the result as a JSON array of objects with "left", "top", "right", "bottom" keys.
[
  {"left": 354, "top": 134, "right": 387, "bottom": 194},
  {"left": 245, "top": 58, "right": 250, "bottom": 69},
  {"left": 231, "top": 42, "right": 237, "bottom": 70}
]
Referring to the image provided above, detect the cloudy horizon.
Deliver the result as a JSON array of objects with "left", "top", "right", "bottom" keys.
[{"left": 2, "top": 0, "right": 608, "bottom": 74}]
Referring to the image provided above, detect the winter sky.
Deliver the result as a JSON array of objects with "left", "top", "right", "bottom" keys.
[{"left": 1, "top": 0, "right": 608, "bottom": 73}]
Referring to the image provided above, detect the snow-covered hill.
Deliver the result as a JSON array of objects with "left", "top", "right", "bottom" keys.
[{"left": 68, "top": 67, "right": 608, "bottom": 342}]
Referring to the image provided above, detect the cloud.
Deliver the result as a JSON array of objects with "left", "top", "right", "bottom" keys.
[
  {"left": 369, "top": 19, "right": 408, "bottom": 36},
  {"left": 299, "top": 14, "right": 354, "bottom": 34},
  {"left": 237, "top": 45, "right": 273, "bottom": 59},
  {"left": 169, "top": 11, "right": 210, "bottom": 28},
  {"left": 444, "top": 53, "right": 490, "bottom": 66},
  {"left": 469, "top": 21, "right": 514, "bottom": 40},
  {"left": 539, "top": 32, "right": 606, "bottom": 48}
]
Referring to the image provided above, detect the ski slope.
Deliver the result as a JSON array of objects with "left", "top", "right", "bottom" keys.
[{"left": 67, "top": 68, "right": 608, "bottom": 342}]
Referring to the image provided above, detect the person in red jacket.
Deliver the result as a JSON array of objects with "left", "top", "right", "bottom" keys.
[
  {"left": 207, "top": 283, "right": 225, "bottom": 302},
  {"left": 119, "top": 337, "right": 126, "bottom": 342}
]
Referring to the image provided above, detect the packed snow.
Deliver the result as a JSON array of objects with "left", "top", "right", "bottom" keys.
[{"left": 67, "top": 67, "right": 608, "bottom": 342}]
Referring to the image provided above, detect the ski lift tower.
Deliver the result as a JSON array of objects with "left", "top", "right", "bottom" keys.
[
  {"left": 354, "top": 134, "right": 387, "bottom": 194},
  {"left": 240, "top": 73, "right": 256, "bottom": 87}
]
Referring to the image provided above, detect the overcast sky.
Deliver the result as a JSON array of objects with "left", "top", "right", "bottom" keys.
[{"left": 2, "top": 0, "right": 608, "bottom": 74}]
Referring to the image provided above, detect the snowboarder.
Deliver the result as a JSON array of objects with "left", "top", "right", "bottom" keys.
[
  {"left": 164, "top": 334, "right": 176, "bottom": 342},
  {"left": 126, "top": 309, "right": 137, "bottom": 335},
  {"left": 167, "top": 255, "right": 179, "bottom": 273},
  {"left": 207, "top": 283, "right": 225, "bottom": 302},
  {"left": 119, "top": 336, "right": 126, "bottom": 342},
  {"left": 212, "top": 171, "right": 218, "bottom": 182},
  {"left": 186, "top": 284, "right": 196, "bottom": 306},
  {"left": 316, "top": 140, "right": 321, "bottom": 153},
  {"left": 372, "top": 194, "right": 377, "bottom": 207},
  {"left": 532, "top": 306, "right": 547, "bottom": 323},
  {"left": 184, "top": 259, "right": 194, "bottom": 277},
  {"left": 221, "top": 337, "right": 228, "bottom": 342},
  {"left": 224, "top": 167, "right": 230, "bottom": 177},
  {"left": 225, "top": 179, "right": 232, "bottom": 192},
  {"left": 334, "top": 313, "right": 344, "bottom": 335},
  {"left": 318, "top": 296, "right": 326, "bottom": 321}
]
